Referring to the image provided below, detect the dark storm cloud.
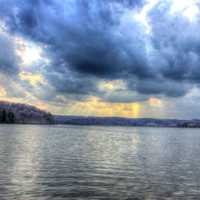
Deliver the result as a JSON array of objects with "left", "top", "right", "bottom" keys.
[
  {"left": 135, "top": 79, "right": 190, "bottom": 97},
  {"left": 46, "top": 69, "right": 98, "bottom": 95},
  {"left": 0, "top": 0, "right": 200, "bottom": 102}
]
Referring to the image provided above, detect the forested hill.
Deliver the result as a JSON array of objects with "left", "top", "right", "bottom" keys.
[{"left": 0, "top": 101, "right": 54, "bottom": 124}]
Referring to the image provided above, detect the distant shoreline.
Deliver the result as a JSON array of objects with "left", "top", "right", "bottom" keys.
[
  {"left": 0, "top": 101, "right": 200, "bottom": 128},
  {"left": 51, "top": 115, "right": 200, "bottom": 128},
  {"left": 1, "top": 122, "right": 200, "bottom": 128}
]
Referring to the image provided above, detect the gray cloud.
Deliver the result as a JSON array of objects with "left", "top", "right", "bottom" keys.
[{"left": 0, "top": 0, "right": 200, "bottom": 103}]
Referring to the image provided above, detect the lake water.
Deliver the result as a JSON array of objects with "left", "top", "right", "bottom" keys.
[{"left": 0, "top": 125, "right": 200, "bottom": 200}]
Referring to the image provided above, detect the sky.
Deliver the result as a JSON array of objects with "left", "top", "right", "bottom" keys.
[{"left": 0, "top": 0, "right": 200, "bottom": 119}]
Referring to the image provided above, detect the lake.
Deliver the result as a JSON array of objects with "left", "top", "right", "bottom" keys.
[{"left": 0, "top": 125, "right": 200, "bottom": 199}]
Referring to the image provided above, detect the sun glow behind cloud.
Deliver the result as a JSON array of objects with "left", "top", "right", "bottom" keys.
[
  {"left": 134, "top": 0, "right": 159, "bottom": 34},
  {"left": 19, "top": 72, "right": 45, "bottom": 86},
  {"left": 0, "top": 87, "right": 6, "bottom": 97},
  {"left": 170, "top": 0, "right": 199, "bottom": 21},
  {"left": 149, "top": 97, "right": 162, "bottom": 107},
  {"left": 65, "top": 96, "right": 142, "bottom": 118},
  {"left": 16, "top": 38, "right": 42, "bottom": 66},
  {"left": 47, "top": 96, "right": 169, "bottom": 118},
  {"left": 98, "top": 80, "right": 126, "bottom": 92},
  {"left": 15, "top": 37, "right": 50, "bottom": 69}
]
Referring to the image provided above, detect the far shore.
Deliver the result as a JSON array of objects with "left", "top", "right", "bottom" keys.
[{"left": 1, "top": 115, "right": 200, "bottom": 129}]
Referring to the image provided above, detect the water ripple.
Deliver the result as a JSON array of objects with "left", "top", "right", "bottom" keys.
[{"left": 0, "top": 125, "right": 200, "bottom": 199}]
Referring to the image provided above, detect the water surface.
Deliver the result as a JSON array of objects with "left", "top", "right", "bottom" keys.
[{"left": 0, "top": 125, "right": 200, "bottom": 199}]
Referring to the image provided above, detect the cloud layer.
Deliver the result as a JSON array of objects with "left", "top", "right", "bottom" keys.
[{"left": 0, "top": 0, "right": 200, "bottom": 115}]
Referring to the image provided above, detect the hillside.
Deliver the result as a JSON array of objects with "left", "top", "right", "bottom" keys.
[{"left": 0, "top": 101, "right": 54, "bottom": 124}]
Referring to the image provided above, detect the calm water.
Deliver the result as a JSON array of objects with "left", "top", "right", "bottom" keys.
[{"left": 1, "top": 125, "right": 200, "bottom": 200}]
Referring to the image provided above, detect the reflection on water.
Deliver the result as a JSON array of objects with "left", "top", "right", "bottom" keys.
[{"left": 0, "top": 125, "right": 200, "bottom": 199}]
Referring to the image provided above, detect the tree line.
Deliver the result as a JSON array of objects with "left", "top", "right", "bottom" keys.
[{"left": 0, "top": 109, "right": 15, "bottom": 123}]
